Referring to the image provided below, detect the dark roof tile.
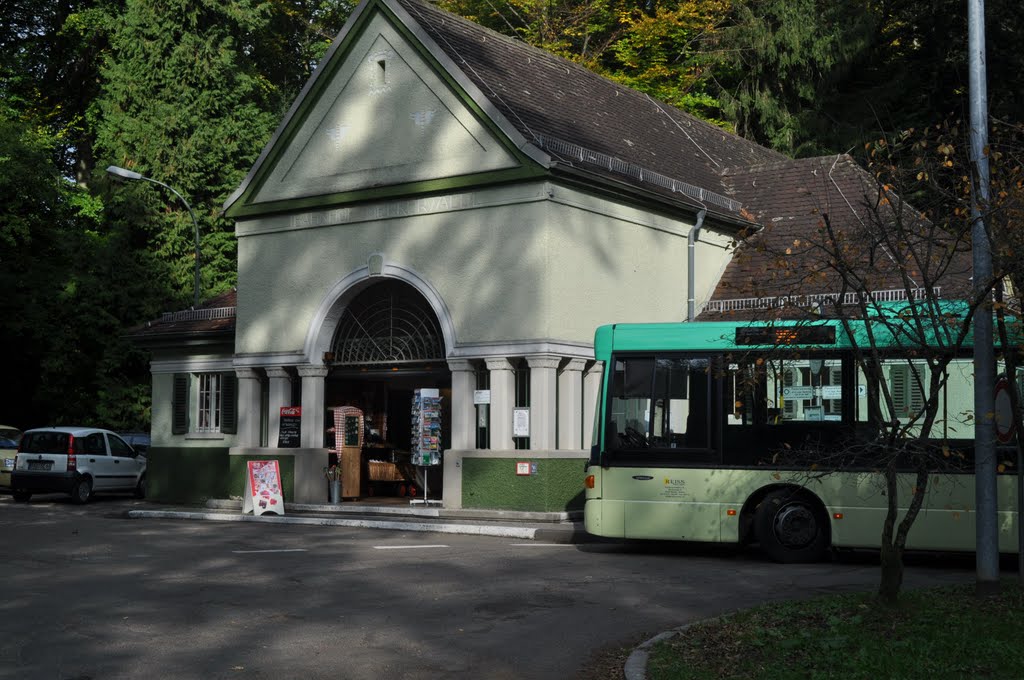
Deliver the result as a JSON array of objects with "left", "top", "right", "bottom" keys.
[{"left": 396, "top": 0, "right": 784, "bottom": 215}]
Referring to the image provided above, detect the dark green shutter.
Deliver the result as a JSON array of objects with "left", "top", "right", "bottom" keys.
[
  {"left": 172, "top": 373, "right": 189, "bottom": 434},
  {"left": 221, "top": 373, "right": 238, "bottom": 434}
]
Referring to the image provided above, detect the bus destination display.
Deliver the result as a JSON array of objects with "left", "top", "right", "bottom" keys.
[{"left": 734, "top": 325, "right": 836, "bottom": 346}]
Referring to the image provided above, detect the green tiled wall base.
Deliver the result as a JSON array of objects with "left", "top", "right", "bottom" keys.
[
  {"left": 147, "top": 449, "right": 298, "bottom": 504},
  {"left": 461, "top": 457, "right": 585, "bottom": 512},
  {"left": 147, "top": 447, "right": 230, "bottom": 504}
]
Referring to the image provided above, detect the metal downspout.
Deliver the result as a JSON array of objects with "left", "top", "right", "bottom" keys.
[{"left": 687, "top": 209, "right": 708, "bottom": 322}]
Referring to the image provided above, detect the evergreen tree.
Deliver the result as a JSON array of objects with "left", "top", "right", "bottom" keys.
[{"left": 716, "top": 0, "right": 875, "bottom": 156}]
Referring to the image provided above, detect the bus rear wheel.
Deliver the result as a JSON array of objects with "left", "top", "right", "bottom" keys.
[{"left": 755, "top": 489, "right": 828, "bottom": 563}]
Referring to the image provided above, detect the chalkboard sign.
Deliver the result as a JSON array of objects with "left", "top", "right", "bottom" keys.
[
  {"left": 278, "top": 406, "right": 301, "bottom": 448},
  {"left": 343, "top": 415, "right": 360, "bottom": 447}
]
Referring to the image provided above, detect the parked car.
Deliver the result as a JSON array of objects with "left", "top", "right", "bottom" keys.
[
  {"left": 0, "top": 425, "right": 21, "bottom": 489},
  {"left": 117, "top": 431, "right": 150, "bottom": 455},
  {"left": 11, "top": 427, "right": 146, "bottom": 503}
]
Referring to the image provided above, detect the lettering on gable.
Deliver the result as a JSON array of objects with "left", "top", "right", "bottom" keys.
[
  {"left": 282, "top": 193, "right": 482, "bottom": 231},
  {"left": 290, "top": 209, "right": 351, "bottom": 229},
  {"left": 372, "top": 194, "right": 478, "bottom": 219}
]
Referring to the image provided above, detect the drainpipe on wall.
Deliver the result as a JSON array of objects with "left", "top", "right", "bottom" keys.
[{"left": 687, "top": 208, "right": 708, "bottom": 322}]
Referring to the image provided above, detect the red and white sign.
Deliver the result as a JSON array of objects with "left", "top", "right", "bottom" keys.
[
  {"left": 243, "top": 460, "right": 285, "bottom": 516},
  {"left": 516, "top": 461, "right": 531, "bottom": 476},
  {"left": 995, "top": 377, "right": 1016, "bottom": 444}
]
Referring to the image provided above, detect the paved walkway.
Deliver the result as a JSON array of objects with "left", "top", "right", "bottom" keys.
[{"left": 128, "top": 498, "right": 588, "bottom": 543}]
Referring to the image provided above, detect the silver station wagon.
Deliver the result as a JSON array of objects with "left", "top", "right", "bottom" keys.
[{"left": 11, "top": 427, "right": 147, "bottom": 503}]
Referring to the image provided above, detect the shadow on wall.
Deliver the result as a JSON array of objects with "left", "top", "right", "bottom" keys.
[{"left": 147, "top": 447, "right": 231, "bottom": 504}]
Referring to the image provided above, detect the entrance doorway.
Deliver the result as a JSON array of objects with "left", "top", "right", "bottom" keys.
[{"left": 324, "top": 280, "right": 450, "bottom": 501}]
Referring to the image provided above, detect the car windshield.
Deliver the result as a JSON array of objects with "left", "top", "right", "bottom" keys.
[{"left": 20, "top": 431, "right": 71, "bottom": 453}]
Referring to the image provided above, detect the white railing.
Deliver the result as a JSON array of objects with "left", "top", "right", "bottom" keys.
[
  {"left": 159, "top": 307, "right": 236, "bottom": 323},
  {"left": 703, "top": 288, "right": 939, "bottom": 314}
]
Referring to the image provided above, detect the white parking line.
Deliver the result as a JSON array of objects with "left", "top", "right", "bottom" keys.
[
  {"left": 373, "top": 544, "right": 449, "bottom": 550},
  {"left": 508, "top": 543, "right": 573, "bottom": 547},
  {"left": 232, "top": 548, "right": 309, "bottom": 554}
]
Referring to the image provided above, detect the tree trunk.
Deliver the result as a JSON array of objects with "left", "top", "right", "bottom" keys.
[{"left": 878, "top": 540, "right": 904, "bottom": 605}]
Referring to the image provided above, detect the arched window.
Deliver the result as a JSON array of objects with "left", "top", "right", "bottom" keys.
[{"left": 330, "top": 280, "right": 445, "bottom": 366}]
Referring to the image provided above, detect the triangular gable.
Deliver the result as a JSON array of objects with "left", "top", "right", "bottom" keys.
[{"left": 224, "top": 0, "right": 548, "bottom": 218}]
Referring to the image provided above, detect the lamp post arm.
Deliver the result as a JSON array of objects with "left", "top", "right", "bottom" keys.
[{"left": 113, "top": 170, "right": 202, "bottom": 308}]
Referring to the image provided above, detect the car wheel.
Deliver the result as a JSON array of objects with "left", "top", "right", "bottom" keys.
[
  {"left": 70, "top": 476, "right": 93, "bottom": 504},
  {"left": 134, "top": 475, "right": 146, "bottom": 499},
  {"left": 12, "top": 489, "right": 31, "bottom": 502},
  {"left": 754, "top": 489, "right": 829, "bottom": 563}
]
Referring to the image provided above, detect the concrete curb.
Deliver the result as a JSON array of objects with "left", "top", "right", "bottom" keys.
[
  {"left": 623, "top": 630, "right": 679, "bottom": 680},
  {"left": 623, "top": 616, "right": 726, "bottom": 680},
  {"left": 126, "top": 509, "right": 541, "bottom": 539},
  {"left": 204, "top": 498, "right": 581, "bottom": 524}
]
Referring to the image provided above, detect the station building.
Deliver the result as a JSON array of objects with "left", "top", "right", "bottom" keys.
[{"left": 132, "top": 0, "right": 937, "bottom": 509}]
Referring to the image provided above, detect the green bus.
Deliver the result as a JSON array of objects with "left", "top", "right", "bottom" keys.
[{"left": 583, "top": 318, "right": 1021, "bottom": 562}]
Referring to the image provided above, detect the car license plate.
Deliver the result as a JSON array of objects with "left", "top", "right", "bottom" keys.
[{"left": 28, "top": 461, "right": 52, "bottom": 471}]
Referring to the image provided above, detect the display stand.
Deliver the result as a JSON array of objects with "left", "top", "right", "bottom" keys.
[{"left": 409, "top": 388, "right": 443, "bottom": 506}]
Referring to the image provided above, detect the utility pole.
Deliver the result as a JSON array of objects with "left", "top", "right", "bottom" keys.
[{"left": 968, "top": 0, "right": 999, "bottom": 596}]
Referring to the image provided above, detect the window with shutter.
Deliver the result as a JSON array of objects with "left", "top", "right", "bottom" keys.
[
  {"left": 221, "top": 373, "right": 238, "bottom": 435},
  {"left": 783, "top": 367, "right": 799, "bottom": 419},
  {"left": 890, "top": 362, "right": 926, "bottom": 417},
  {"left": 172, "top": 374, "right": 189, "bottom": 434}
]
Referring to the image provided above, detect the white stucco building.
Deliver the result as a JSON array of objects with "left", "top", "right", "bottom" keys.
[{"left": 135, "top": 0, "right": 930, "bottom": 509}]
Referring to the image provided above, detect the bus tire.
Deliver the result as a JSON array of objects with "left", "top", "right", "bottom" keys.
[{"left": 754, "top": 489, "right": 829, "bottom": 563}]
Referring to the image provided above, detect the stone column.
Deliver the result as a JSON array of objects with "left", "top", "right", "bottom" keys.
[
  {"left": 557, "top": 358, "right": 586, "bottom": 450},
  {"left": 297, "top": 365, "right": 329, "bottom": 448},
  {"left": 448, "top": 359, "right": 477, "bottom": 450},
  {"left": 527, "top": 354, "right": 559, "bottom": 450},
  {"left": 266, "top": 367, "right": 292, "bottom": 448},
  {"left": 583, "top": 361, "right": 604, "bottom": 450},
  {"left": 235, "top": 368, "right": 262, "bottom": 447},
  {"left": 485, "top": 358, "right": 515, "bottom": 450}
]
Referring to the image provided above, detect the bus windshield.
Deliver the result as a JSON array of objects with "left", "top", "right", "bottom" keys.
[{"left": 607, "top": 356, "right": 711, "bottom": 452}]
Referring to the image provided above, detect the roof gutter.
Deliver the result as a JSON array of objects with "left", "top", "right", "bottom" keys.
[
  {"left": 547, "top": 163, "right": 752, "bottom": 231},
  {"left": 687, "top": 208, "right": 708, "bottom": 322}
]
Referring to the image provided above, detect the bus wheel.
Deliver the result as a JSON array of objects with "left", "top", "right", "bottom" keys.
[{"left": 755, "top": 489, "right": 828, "bottom": 563}]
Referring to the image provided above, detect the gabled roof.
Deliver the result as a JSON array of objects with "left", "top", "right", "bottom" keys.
[
  {"left": 224, "top": 0, "right": 784, "bottom": 224},
  {"left": 392, "top": 0, "right": 783, "bottom": 217},
  {"left": 701, "top": 155, "right": 974, "bottom": 319}
]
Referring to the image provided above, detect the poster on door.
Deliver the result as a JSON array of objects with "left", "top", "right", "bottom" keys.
[{"left": 243, "top": 459, "right": 285, "bottom": 516}]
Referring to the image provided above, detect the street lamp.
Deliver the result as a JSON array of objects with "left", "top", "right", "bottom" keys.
[{"left": 107, "top": 165, "right": 202, "bottom": 308}]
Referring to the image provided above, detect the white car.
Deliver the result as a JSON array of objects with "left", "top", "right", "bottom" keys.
[
  {"left": 11, "top": 427, "right": 146, "bottom": 503},
  {"left": 0, "top": 425, "right": 20, "bottom": 489}
]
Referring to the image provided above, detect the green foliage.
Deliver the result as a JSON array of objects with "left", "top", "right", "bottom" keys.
[
  {"left": 716, "top": 0, "right": 875, "bottom": 155},
  {"left": 0, "top": 0, "right": 354, "bottom": 430},
  {"left": 438, "top": 0, "right": 732, "bottom": 123}
]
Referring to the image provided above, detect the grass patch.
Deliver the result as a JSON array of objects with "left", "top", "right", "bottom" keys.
[{"left": 648, "top": 582, "right": 1024, "bottom": 680}]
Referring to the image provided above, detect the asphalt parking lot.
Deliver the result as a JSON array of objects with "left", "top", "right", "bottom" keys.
[{"left": 0, "top": 494, "right": 977, "bottom": 680}]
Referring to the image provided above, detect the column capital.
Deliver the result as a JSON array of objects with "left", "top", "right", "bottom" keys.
[
  {"left": 560, "top": 358, "right": 587, "bottom": 373},
  {"left": 235, "top": 368, "right": 261, "bottom": 381},
  {"left": 485, "top": 357, "right": 515, "bottom": 372},
  {"left": 265, "top": 367, "right": 292, "bottom": 379},
  {"left": 584, "top": 360, "right": 605, "bottom": 377},
  {"left": 448, "top": 359, "right": 476, "bottom": 373},
  {"left": 526, "top": 354, "right": 561, "bottom": 370},
  {"left": 297, "top": 365, "right": 329, "bottom": 378}
]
